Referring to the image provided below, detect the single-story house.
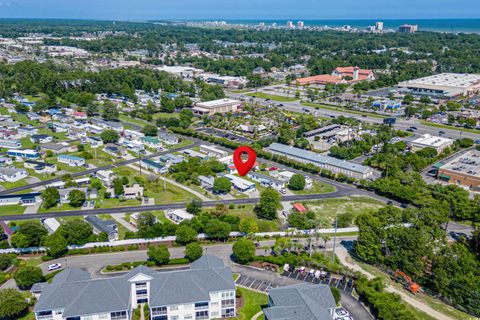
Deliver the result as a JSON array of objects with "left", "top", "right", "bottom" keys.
[
  {"left": 24, "top": 160, "right": 57, "bottom": 174},
  {"left": 141, "top": 159, "right": 167, "bottom": 174},
  {"left": 59, "top": 187, "right": 89, "bottom": 204},
  {"left": 30, "top": 134, "right": 53, "bottom": 144},
  {"left": 158, "top": 132, "right": 179, "bottom": 145},
  {"left": 86, "top": 136, "right": 103, "bottom": 148},
  {"left": 224, "top": 174, "right": 256, "bottom": 192},
  {"left": 57, "top": 154, "right": 86, "bottom": 167},
  {"left": 0, "top": 167, "right": 28, "bottom": 182},
  {"left": 123, "top": 184, "right": 144, "bottom": 200},
  {"left": 166, "top": 209, "right": 193, "bottom": 224},
  {"left": 85, "top": 215, "right": 118, "bottom": 241},
  {"left": 247, "top": 172, "right": 285, "bottom": 190}
]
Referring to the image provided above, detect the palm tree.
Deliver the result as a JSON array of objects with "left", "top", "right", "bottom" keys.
[{"left": 321, "top": 234, "right": 331, "bottom": 254}]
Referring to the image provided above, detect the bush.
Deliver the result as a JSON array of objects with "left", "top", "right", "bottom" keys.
[
  {"left": 330, "top": 286, "right": 341, "bottom": 305},
  {"left": 232, "top": 238, "right": 256, "bottom": 264},
  {"left": 236, "top": 287, "right": 243, "bottom": 298}
]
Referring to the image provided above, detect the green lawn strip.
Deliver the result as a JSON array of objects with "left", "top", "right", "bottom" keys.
[
  {"left": 235, "top": 287, "right": 268, "bottom": 320},
  {"left": 165, "top": 138, "right": 194, "bottom": 149},
  {"left": 0, "top": 179, "right": 28, "bottom": 190},
  {"left": 119, "top": 114, "right": 151, "bottom": 127},
  {"left": 246, "top": 92, "right": 299, "bottom": 102},
  {"left": 289, "top": 181, "right": 336, "bottom": 195},
  {"left": 0, "top": 204, "right": 26, "bottom": 215},
  {"left": 419, "top": 120, "right": 480, "bottom": 135},
  {"left": 301, "top": 102, "right": 387, "bottom": 119},
  {"left": 153, "top": 112, "right": 180, "bottom": 119}
]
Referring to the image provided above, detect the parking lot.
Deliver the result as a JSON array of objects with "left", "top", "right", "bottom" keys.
[
  {"left": 280, "top": 269, "right": 355, "bottom": 294},
  {"left": 235, "top": 274, "right": 279, "bottom": 293}
]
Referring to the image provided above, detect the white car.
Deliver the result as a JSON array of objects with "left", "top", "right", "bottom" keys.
[
  {"left": 47, "top": 263, "right": 62, "bottom": 271},
  {"left": 334, "top": 308, "right": 350, "bottom": 319}
]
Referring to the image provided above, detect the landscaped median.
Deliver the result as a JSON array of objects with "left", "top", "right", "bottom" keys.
[
  {"left": 301, "top": 102, "right": 388, "bottom": 119},
  {"left": 246, "top": 92, "right": 299, "bottom": 102},
  {"left": 102, "top": 258, "right": 190, "bottom": 273}
]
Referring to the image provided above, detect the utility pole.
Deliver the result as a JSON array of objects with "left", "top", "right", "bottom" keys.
[
  {"left": 331, "top": 214, "right": 338, "bottom": 264},
  {"left": 163, "top": 174, "right": 166, "bottom": 193}
]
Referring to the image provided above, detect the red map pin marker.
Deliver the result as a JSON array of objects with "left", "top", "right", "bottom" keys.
[{"left": 233, "top": 146, "right": 257, "bottom": 176}]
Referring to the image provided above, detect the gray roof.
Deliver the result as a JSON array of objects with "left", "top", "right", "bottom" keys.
[
  {"left": 35, "top": 255, "right": 234, "bottom": 317},
  {"left": 268, "top": 143, "right": 372, "bottom": 175},
  {"left": 264, "top": 283, "right": 336, "bottom": 320},
  {"left": 85, "top": 215, "right": 117, "bottom": 235},
  {"left": 30, "top": 282, "right": 48, "bottom": 293}
]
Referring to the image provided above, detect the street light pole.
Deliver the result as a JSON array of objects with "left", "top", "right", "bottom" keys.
[{"left": 331, "top": 214, "right": 338, "bottom": 264}]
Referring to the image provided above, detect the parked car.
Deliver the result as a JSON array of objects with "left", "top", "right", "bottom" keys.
[
  {"left": 47, "top": 263, "right": 62, "bottom": 271},
  {"left": 334, "top": 308, "right": 350, "bottom": 318},
  {"left": 347, "top": 279, "right": 354, "bottom": 287}
]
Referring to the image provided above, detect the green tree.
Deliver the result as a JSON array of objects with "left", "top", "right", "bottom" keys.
[
  {"left": 98, "top": 232, "right": 109, "bottom": 242},
  {"left": 100, "top": 129, "right": 120, "bottom": 143},
  {"left": 232, "top": 238, "right": 256, "bottom": 264},
  {"left": 57, "top": 220, "right": 94, "bottom": 245},
  {"left": 68, "top": 189, "right": 86, "bottom": 207},
  {"left": 147, "top": 245, "right": 170, "bottom": 265},
  {"left": 12, "top": 221, "right": 47, "bottom": 247},
  {"left": 13, "top": 265, "right": 43, "bottom": 289},
  {"left": 142, "top": 124, "right": 158, "bottom": 136},
  {"left": 102, "top": 100, "right": 119, "bottom": 121},
  {"left": 0, "top": 255, "right": 14, "bottom": 271},
  {"left": 41, "top": 187, "right": 60, "bottom": 209},
  {"left": 175, "top": 225, "right": 198, "bottom": 244},
  {"left": 136, "top": 212, "right": 157, "bottom": 232},
  {"left": 0, "top": 288, "right": 28, "bottom": 319},
  {"left": 205, "top": 220, "right": 231, "bottom": 240},
  {"left": 330, "top": 287, "right": 341, "bottom": 305},
  {"left": 238, "top": 218, "right": 259, "bottom": 235},
  {"left": 288, "top": 174, "right": 306, "bottom": 190},
  {"left": 44, "top": 233, "right": 68, "bottom": 258},
  {"left": 112, "top": 177, "right": 124, "bottom": 196},
  {"left": 213, "top": 177, "right": 232, "bottom": 194},
  {"left": 10, "top": 233, "right": 29, "bottom": 249},
  {"left": 186, "top": 199, "right": 202, "bottom": 214},
  {"left": 185, "top": 242, "right": 203, "bottom": 262},
  {"left": 256, "top": 188, "right": 281, "bottom": 220}
]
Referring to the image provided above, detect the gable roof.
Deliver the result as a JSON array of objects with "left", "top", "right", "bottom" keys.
[{"left": 35, "top": 255, "right": 235, "bottom": 317}]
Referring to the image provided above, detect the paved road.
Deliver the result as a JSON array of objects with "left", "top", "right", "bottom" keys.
[
  {"left": 0, "top": 143, "right": 199, "bottom": 195},
  {"left": 229, "top": 92, "right": 480, "bottom": 140},
  {"left": 0, "top": 191, "right": 357, "bottom": 221}
]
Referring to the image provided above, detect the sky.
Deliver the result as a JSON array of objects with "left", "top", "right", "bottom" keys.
[{"left": 0, "top": 0, "right": 478, "bottom": 20}]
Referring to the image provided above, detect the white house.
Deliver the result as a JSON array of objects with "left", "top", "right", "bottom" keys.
[
  {"left": 57, "top": 154, "right": 86, "bottom": 167},
  {"left": 0, "top": 167, "right": 28, "bottom": 182},
  {"left": 166, "top": 209, "right": 194, "bottom": 224}
]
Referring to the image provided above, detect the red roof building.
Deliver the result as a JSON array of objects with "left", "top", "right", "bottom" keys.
[
  {"left": 293, "top": 203, "right": 307, "bottom": 213},
  {"left": 73, "top": 111, "right": 87, "bottom": 119},
  {"left": 294, "top": 66, "right": 374, "bottom": 86}
]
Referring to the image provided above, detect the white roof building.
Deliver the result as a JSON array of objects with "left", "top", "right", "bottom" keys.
[
  {"left": 410, "top": 134, "right": 454, "bottom": 153},
  {"left": 398, "top": 73, "right": 480, "bottom": 98},
  {"left": 192, "top": 99, "right": 243, "bottom": 116}
]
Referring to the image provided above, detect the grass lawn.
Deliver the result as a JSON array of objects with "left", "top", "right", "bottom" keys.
[
  {"left": 153, "top": 112, "right": 180, "bottom": 119},
  {"left": 165, "top": 138, "right": 193, "bottom": 149},
  {"left": 112, "top": 166, "right": 199, "bottom": 204},
  {"left": 302, "top": 196, "right": 385, "bottom": 225},
  {"left": 214, "top": 203, "right": 280, "bottom": 232},
  {"left": 119, "top": 114, "right": 151, "bottom": 127},
  {"left": 246, "top": 92, "right": 299, "bottom": 102},
  {"left": 0, "top": 204, "right": 26, "bottom": 215},
  {"left": 301, "top": 102, "right": 387, "bottom": 119},
  {"left": 289, "top": 181, "right": 336, "bottom": 195},
  {"left": 235, "top": 287, "right": 268, "bottom": 320},
  {"left": 0, "top": 179, "right": 29, "bottom": 190}
]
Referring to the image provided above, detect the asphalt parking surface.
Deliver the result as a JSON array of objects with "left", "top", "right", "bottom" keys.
[{"left": 235, "top": 274, "right": 279, "bottom": 292}]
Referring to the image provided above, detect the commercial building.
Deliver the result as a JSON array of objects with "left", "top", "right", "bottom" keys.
[
  {"left": 34, "top": 255, "right": 236, "bottom": 320},
  {"left": 268, "top": 143, "right": 374, "bottom": 180},
  {"left": 192, "top": 99, "right": 243, "bottom": 116},
  {"left": 437, "top": 149, "right": 480, "bottom": 191},
  {"left": 303, "top": 124, "right": 341, "bottom": 138},
  {"left": 264, "top": 283, "right": 336, "bottom": 320},
  {"left": 409, "top": 134, "right": 454, "bottom": 153},
  {"left": 398, "top": 73, "right": 480, "bottom": 98},
  {"left": 294, "top": 66, "right": 374, "bottom": 86}
]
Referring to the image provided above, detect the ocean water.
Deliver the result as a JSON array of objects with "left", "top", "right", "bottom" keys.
[{"left": 219, "top": 19, "right": 480, "bottom": 33}]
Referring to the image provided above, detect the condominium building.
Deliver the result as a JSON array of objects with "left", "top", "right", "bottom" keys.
[
  {"left": 192, "top": 99, "right": 243, "bottom": 116},
  {"left": 34, "top": 255, "right": 236, "bottom": 320}
]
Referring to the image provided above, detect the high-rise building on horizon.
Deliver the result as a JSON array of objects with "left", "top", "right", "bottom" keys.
[
  {"left": 399, "top": 24, "right": 418, "bottom": 33},
  {"left": 297, "top": 20, "right": 305, "bottom": 28},
  {"left": 286, "top": 20, "right": 294, "bottom": 28},
  {"left": 375, "top": 21, "right": 384, "bottom": 31}
]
